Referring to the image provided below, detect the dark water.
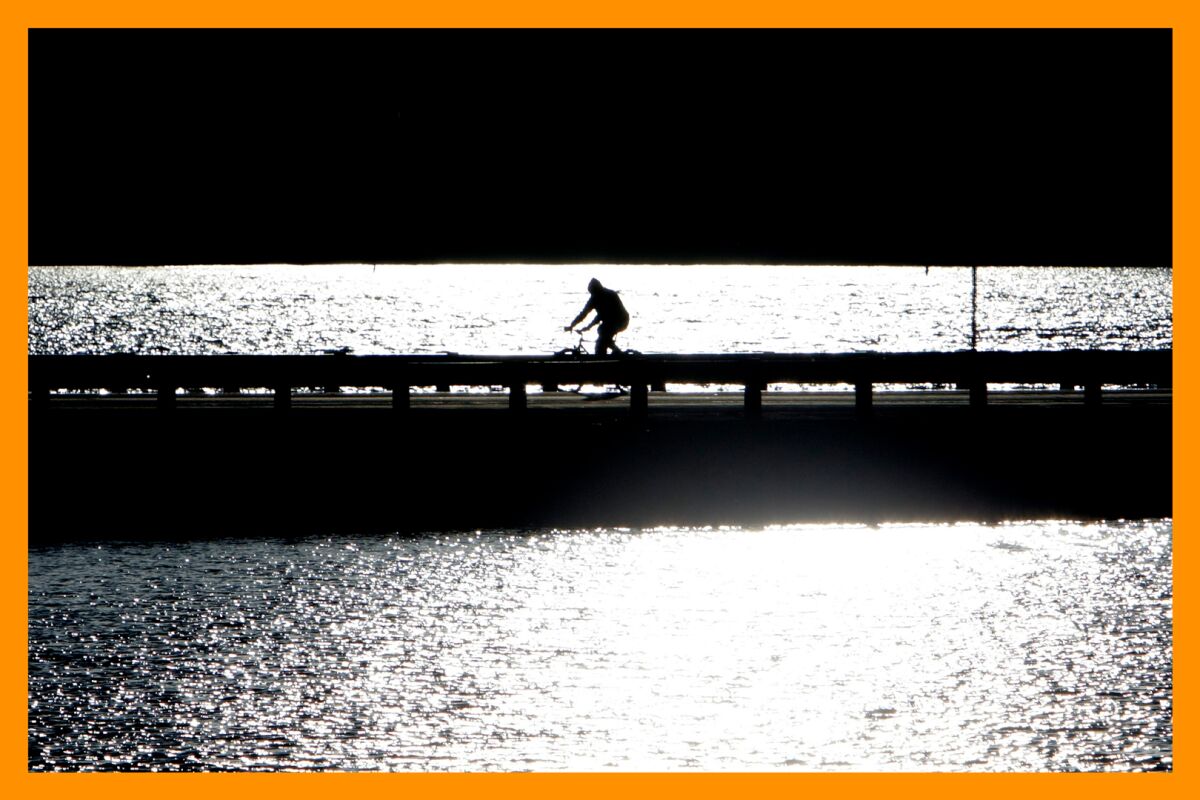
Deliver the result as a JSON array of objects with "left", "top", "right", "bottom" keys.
[{"left": 29, "top": 522, "right": 1172, "bottom": 771}]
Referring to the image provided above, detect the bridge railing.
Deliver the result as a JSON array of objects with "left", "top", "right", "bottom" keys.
[{"left": 28, "top": 349, "right": 1172, "bottom": 416}]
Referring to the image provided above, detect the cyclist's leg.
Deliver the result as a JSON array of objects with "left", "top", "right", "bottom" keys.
[
  {"left": 596, "top": 324, "right": 615, "bottom": 356},
  {"left": 610, "top": 318, "right": 628, "bottom": 355}
]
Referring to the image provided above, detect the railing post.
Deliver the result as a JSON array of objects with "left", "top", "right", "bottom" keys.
[
  {"left": 1084, "top": 383, "right": 1102, "bottom": 407},
  {"left": 969, "top": 381, "right": 988, "bottom": 408},
  {"left": 30, "top": 382, "right": 50, "bottom": 412},
  {"left": 392, "top": 384, "right": 410, "bottom": 412},
  {"left": 157, "top": 383, "right": 177, "bottom": 411},
  {"left": 855, "top": 381, "right": 873, "bottom": 416},
  {"left": 274, "top": 383, "right": 291, "bottom": 411},
  {"left": 631, "top": 382, "right": 648, "bottom": 419},
  {"left": 509, "top": 383, "right": 527, "bottom": 413},
  {"left": 744, "top": 382, "right": 762, "bottom": 419}
]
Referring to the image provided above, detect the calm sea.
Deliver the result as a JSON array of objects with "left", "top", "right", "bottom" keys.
[
  {"left": 27, "top": 264, "right": 1172, "bottom": 356},
  {"left": 28, "top": 265, "right": 1173, "bottom": 771},
  {"left": 30, "top": 523, "right": 1171, "bottom": 772}
]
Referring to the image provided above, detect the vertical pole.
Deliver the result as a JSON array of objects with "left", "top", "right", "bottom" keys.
[
  {"left": 1084, "top": 383, "right": 1102, "bottom": 407},
  {"left": 970, "top": 265, "right": 978, "bottom": 351},
  {"left": 157, "top": 383, "right": 177, "bottom": 411},
  {"left": 274, "top": 383, "right": 291, "bottom": 411}
]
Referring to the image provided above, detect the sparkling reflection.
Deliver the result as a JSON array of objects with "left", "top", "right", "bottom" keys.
[
  {"left": 29, "top": 522, "right": 1172, "bottom": 771},
  {"left": 28, "top": 265, "right": 1172, "bottom": 357}
]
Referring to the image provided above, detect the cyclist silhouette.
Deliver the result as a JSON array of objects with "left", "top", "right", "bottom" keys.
[{"left": 564, "top": 278, "right": 630, "bottom": 356}]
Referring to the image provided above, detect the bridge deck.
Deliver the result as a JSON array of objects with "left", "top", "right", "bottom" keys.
[{"left": 29, "top": 349, "right": 1172, "bottom": 416}]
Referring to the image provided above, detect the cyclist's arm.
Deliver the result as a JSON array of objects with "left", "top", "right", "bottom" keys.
[{"left": 566, "top": 298, "right": 596, "bottom": 330}]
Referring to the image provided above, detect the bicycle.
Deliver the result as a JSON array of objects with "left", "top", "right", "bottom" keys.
[
  {"left": 550, "top": 331, "right": 628, "bottom": 398},
  {"left": 553, "top": 330, "right": 592, "bottom": 360},
  {"left": 554, "top": 330, "right": 643, "bottom": 360}
]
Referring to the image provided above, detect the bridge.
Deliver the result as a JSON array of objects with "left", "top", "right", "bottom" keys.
[{"left": 29, "top": 349, "right": 1172, "bottom": 417}]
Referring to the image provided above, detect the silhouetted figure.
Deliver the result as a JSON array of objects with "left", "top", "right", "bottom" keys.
[{"left": 565, "top": 278, "right": 629, "bottom": 356}]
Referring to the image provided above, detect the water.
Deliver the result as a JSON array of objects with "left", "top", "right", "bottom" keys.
[
  {"left": 29, "top": 522, "right": 1172, "bottom": 772},
  {"left": 27, "top": 264, "right": 1172, "bottom": 356},
  {"left": 27, "top": 264, "right": 1173, "bottom": 771}
]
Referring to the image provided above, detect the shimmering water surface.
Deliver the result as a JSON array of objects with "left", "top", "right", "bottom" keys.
[
  {"left": 28, "top": 265, "right": 1173, "bottom": 771},
  {"left": 28, "top": 264, "right": 1172, "bottom": 356},
  {"left": 29, "top": 522, "right": 1172, "bottom": 772}
]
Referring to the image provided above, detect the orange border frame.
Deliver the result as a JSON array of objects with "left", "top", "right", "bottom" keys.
[{"left": 1, "top": 2, "right": 1191, "bottom": 798}]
